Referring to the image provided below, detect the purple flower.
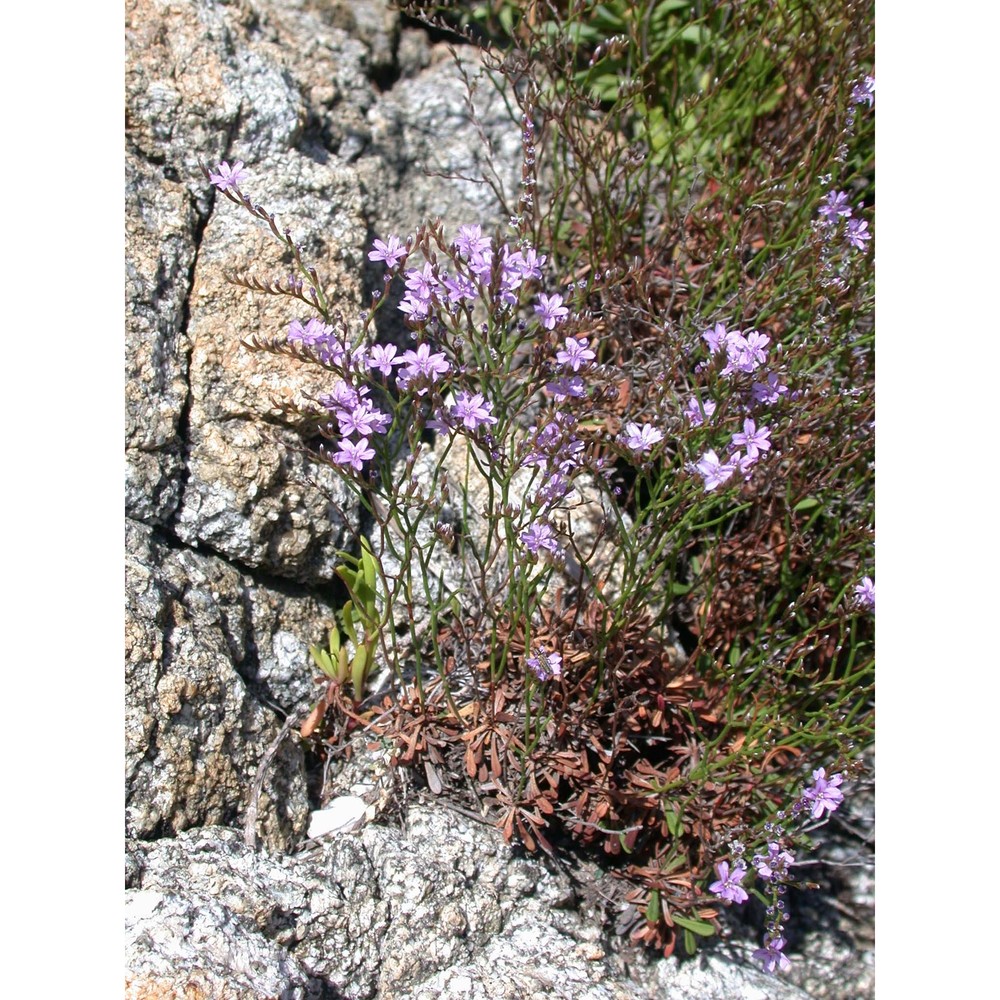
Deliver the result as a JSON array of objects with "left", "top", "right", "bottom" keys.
[
  {"left": 208, "top": 160, "right": 248, "bottom": 191},
  {"left": 753, "top": 842, "right": 795, "bottom": 882},
  {"left": 854, "top": 575, "right": 875, "bottom": 610},
  {"left": 620, "top": 421, "right": 664, "bottom": 455},
  {"left": 555, "top": 336, "right": 595, "bottom": 371},
  {"left": 332, "top": 437, "right": 375, "bottom": 472},
  {"left": 818, "top": 190, "right": 853, "bottom": 224},
  {"left": 722, "top": 330, "right": 769, "bottom": 377},
  {"left": 695, "top": 449, "right": 736, "bottom": 492},
  {"left": 702, "top": 322, "right": 729, "bottom": 355},
  {"left": 525, "top": 646, "right": 562, "bottom": 681},
  {"left": 742, "top": 331, "right": 771, "bottom": 368},
  {"left": 404, "top": 263, "right": 439, "bottom": 303},
  {"left": 753, "top": 935, "right": 791, "bottom": 974},
  {"left": 336, "top": 399, "right": 390, "bottom": 437},
  {"left": 535, "top": 293, "right": 570, "bottom": 330},
  {"left": 851, "top": 75, "right": 875, "bottom": 108},
  {"left": 520, "top": 522, "right": 560, "bottom": 556},
  {"left": 450, "top": 391, "right": 498, "bottom": 431},
  {"left": 288, "top": 317, "right": 332, "bottom": 348},
  {"left": 730, "top": 419, "right": 772, "bottom": 460},
  {"left": 319, "top": 379, "right": 366, "bottom": 414},
  {"left": 846, "top": 218, "right": 871, "bottom": 250},
  {"left": 684, "top": 396, "right": 716, "bottom": 426},
  {"left": 801, "top": 767, "right": 845, "bottom": 820},
  {"left": 367, "top": 235, "right": 408, "bottom": 267},
  {"left": 512, "top": 245, "right": 546, "bottom": 280},
  {"left": 709, "top": 861, "right": 749, "bottom": 904},
  {"left": 453, "top": 224, "right": 492, "bottom": 260},
  {"left": 732, "top": 450, "right": 757, "bottom": 480},
  {"left": 751, "top": 374, "right": 789, "bottom": 406},
  {"left": 398, "top": 293, "right": 431, "bottom": 323},
  {"left": 545, "top": 375, "right": 586, "bottom": 402},
  {"left": 397, "top": 343, "right": 451, "bottom": 389},
  {"left": 367, "top": 344, "right": 403, "bottom": 378},
  {"left": 442, "top": 272, "right": 478, "bottom": 304}
]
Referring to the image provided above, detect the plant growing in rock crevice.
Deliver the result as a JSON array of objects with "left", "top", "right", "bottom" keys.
[{"left": 206, "top": 0, "right": 873, "bottom": 971}]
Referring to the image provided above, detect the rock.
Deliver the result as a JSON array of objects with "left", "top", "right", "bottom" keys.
[
  {"left": 126, "top": 808, "right": 816, "bottom": 1000},
  {"left": 125, "top": 518, "right": 315, "bottom": 850}
]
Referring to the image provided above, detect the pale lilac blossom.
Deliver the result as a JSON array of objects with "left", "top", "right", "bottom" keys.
[
  {"left": 555, "top": 336, "right": 595, "bottom": 371},
  {"left": 336, "top": 399, "right": 390, "bottom": 437},
  {"left": 332, "top": 437, "right": 375, "bottom": 472},
  {"left": 520, "top": 522, "right": 560, "bottom": 556},
  {"left": 450, "top": 391, "right": 498, "bottom": 431},
  {"left": 684, "top": 396, "right": 716, "bottom": 426},
  {"left": 709, "top": 860, "right": 749, "bottom": 904},
  {"left": 535, "top": 293, "right": 570, "bottom": 330},
  {"left": 319, "top": 380, "right": 366, "bottom": 413},
  {"left": 442, "top": 272, "right": 477, "bottom": 304},
  {"left": 546, "top": 375, "right": 586, "bottom": 402},
  {"left": 696, "top": 449, "right": 736, "bottom": 492},
  {"left": 287, "top": 317, "right": 333, "bottom": 348},
  {"left": 404, "top": 263, "right": 439, "bottom": 303},
  {"left": 453, "top": 224, "right": 492, "bottom": 260},
  {"left": 753, "top": 843, "right": 795, "bottom": 882},
  {"left": 367, "top": 344, "right": 403, "bottom": 378},
  {"left": 801, "top": 767, "right": 845, "bottom": 820},
  {"left": 367, "top": 235, "right": 408, "bottom": 267},
  {"left": 846, "top": 218, "right": 871, "bottom": 250},
  {"left": 702, "top": 322, "right": 729, "bottom": 355},
  {"left": 753, "top": 936, "right": 792, "bottom": 974},
  {"left": 732, "top": 450, "right": 757, "bottom": 480},
  {"left": 731, "top": 419, "right": 772, "bottom": 460},
  {"left": 818, "top": 189, "right": 852, "bottom": 224},
  {"left": 621, "top": 422, "right": 663, "bottom": 455},
  {"left": 722, "top": 331, "right": 769, "bottom": 376},
  {"left": 397, "top": 343, "right": 451, "bottom": 388},
  {"left": 751, "top": 374, "right": 789, "bottom": 406},
  {"left": 851, "top": 75, "right": 875, "bottom": 108},
  {"left": 854, "top": 576, "right": 875, "bottom": 610},
  {"left": 398, "top": 293, "right": 431, "bottom": 323},
  {"left": 209, "top": 160, "right": 248, "bottom": 191}
]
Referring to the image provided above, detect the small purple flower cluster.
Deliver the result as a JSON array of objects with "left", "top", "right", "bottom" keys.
[
  {"left": 818, "top": 189, "right": 872, "bottom": 254},
  {"left": 691, "top": 322, "right": 787, "bottom": 492},
  {"left": 290, "top": 223, "right": 580, "bottom": 484},
  {"left": 709, "top": 766, "right": 847, "bottom": 975},
  {"left": 385, "top": 224, "right": 552, "bottom": 323}
]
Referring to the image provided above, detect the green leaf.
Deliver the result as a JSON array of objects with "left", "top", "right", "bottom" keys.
[
  {"left": 793, "top": 497, "right": 822, "bottom": 513},
  {"left": 309, "top": 644, "right": 336, "bottom": 679},
  {"left": 646, "top": 889, "right": 661, "bottom": 923},
  {"left": 340, "top": 601, "right": 358, "bottom": 645},
  {"left": 672, "top": 914, "right": 716, "bottom": 936},
  {"left": 664, "top": 807, "right": 683, "bottom": 837},
  {"left": 351, "top": 643, "right": 368, "bottom": 696},
  {"left": 683, "top": 928, "right": 697, "bottom": 954}
]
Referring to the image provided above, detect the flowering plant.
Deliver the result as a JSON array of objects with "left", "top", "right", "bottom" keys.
[{"left": 205, "top": 0, "right": 874, "bottom": 972}]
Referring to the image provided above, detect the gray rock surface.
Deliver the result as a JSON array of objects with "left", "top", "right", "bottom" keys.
[
  {"left": 126, "top": 808, "right": 815, "bottom": 1000},
  {"left": 125, "top": 518, "right": 316, "bottom": 850}
]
